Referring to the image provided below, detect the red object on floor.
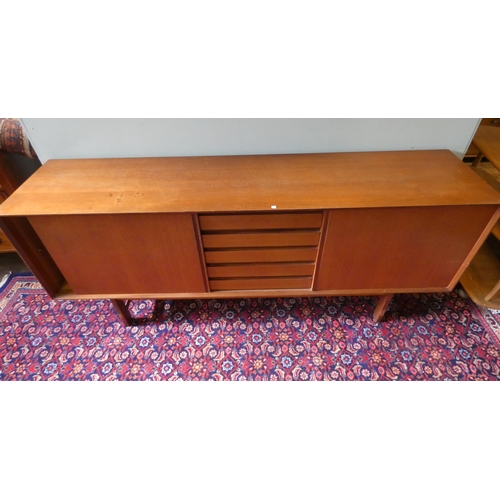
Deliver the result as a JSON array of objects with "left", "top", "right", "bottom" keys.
[
  {"left": 1, "top": 273, "right": 500, "bottom": 381},
  {"left": 0, "top": 118, "right": 38, "bottom": 160}
]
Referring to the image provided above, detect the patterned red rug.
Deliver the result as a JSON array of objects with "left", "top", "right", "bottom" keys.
[{"left": 1, "top": 273, "right": 500, "bottom": 380}]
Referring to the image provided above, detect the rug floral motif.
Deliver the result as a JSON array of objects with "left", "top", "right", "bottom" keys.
[{"left": 1, "top": 273, "right": 500, "bottom": 381}]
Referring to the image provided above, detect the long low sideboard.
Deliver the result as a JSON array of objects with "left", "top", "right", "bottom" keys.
[{"left": 1, "top": 150, "right": 499, "bottom": 325}]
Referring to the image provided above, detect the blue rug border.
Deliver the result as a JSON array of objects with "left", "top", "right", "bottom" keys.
[{"left": 0, "top": 271, "right": 35, "bottom": 294}]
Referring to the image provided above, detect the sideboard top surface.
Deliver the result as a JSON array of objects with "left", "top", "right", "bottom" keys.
[{"left": 1, "top": 150, "right": 500, "bottom": 216}]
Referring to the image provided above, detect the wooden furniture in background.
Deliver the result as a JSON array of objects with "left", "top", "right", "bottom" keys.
[
  {"left": 470, "top": 126, "right": 500, "bottom": 169},
  {"left": 1, "top": 150, "right": 499, "bottom": 325},
  {"left": 465, "top": 119, "right": 500, "bottom": 160},
  {"left": 0, "top": 151, "right": 41, "bottom": 253},
  {"left": 460, "top": 125, "right": 500, "bottom": 308}
]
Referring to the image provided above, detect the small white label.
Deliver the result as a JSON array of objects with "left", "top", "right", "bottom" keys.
[{"left": 271, "top": 205, "right": 277, "bottom": 209}]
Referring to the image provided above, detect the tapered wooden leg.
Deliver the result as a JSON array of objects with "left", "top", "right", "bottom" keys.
[
  {"left": 471, "top": 153, "right": 484, "bottom": 167},
  {"left": 373, "top": 294, "right": 393, "bottom": 322},
  {"left": 111, "top": 299, "right": 133, "bottom": 326}
]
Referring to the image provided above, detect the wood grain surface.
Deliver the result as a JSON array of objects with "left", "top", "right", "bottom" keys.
[{"left": 2, "top": 150, "right": 500, "bottom": 216}]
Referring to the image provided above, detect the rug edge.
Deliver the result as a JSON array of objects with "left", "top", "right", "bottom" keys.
[{"left": 0, "top": 271, "right": 36, "bottom": 293}]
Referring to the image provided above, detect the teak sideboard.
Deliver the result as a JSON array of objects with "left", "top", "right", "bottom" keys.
[{"left": 1, "top": 150, "right": 500, "bottom": 325}]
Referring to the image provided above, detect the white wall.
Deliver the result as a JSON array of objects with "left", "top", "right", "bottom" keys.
[{"left": 21, "top": 118, "right": 480, "bottom": 164}]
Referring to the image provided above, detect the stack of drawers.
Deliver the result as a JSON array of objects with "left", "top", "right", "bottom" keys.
[{"left": 199, "top": 212, "right": 323, "bottom": 291}]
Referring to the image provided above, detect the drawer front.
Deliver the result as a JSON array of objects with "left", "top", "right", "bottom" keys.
[
  {"left": 199, "top": 212, "right": 323, "bottom": 231},
  {"left": 205, "top": 247, "right": 318, "bottom": 264},
  {"left": 209, "top": 277, "right": 312, "bottom": 291},
  {"left": 207, "top": 263, "right": 315, "bottom": 279},
  {"left": 200, "top": 211, "right": 323, "bottom": 291},
  {"left": 202, "top": 231, "right": 320, "bottom": 249}
]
